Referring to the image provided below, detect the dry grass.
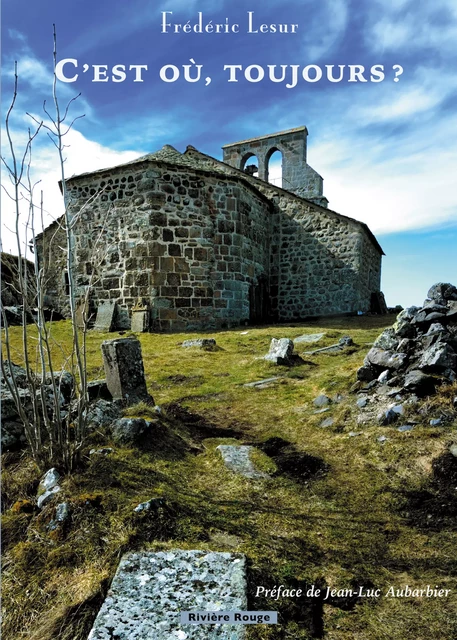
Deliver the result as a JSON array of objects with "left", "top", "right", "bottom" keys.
[{"left": 2, "top": 315, "right": 457, "bottom": 639}]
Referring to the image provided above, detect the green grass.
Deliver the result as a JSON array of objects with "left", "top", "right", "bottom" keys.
[{"left": 2, "top": 315, "right": 457, "bottom": 640}]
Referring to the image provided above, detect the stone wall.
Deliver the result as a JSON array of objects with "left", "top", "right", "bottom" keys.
[
  {"left": 39, "top": 159, "right": 272, "bottom": 331},
  {"left": 35, "top": 220, "right": 69, "bottom": 311},
  {"left": 185, "top": 148, "right": 383, "bottom": 319},
  {"left": 271, "top": 196, "right": 380, "bottom": 319},
  {"left": 37, "top": 142, "right": 383, "bottom": 331}
]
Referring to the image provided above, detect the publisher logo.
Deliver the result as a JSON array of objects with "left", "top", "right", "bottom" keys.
[{"left": 180, "top": 611, "right": 277, "bottom": 624}]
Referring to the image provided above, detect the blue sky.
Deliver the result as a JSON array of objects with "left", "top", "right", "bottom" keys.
[{"left": 2, "top": 0, "right": 457, "bottom": 307}]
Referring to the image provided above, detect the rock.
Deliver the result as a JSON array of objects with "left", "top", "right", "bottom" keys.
[
  {"left": 89, "top": 448, "right": 113, "bottom": 456},
  {"left": 85, "top": 399, "right": 121, "bottom": 429},
  {"left": 348, "top": 431, "right": 362, "bottom": 437},
  {"left": 362, "top": 380, "right": 378, "bottom": 391},
  {"left": 374, "top": 329, "right": 399, "bottom": 351},
  {"left": 37, "top": 486, "right": 61, "bottom": 509},
  {"left": 55, "top": 502, "right": 71, "bottom": 522},
  {"left": 418, "top": 342, "right": 456, "bottom": 373},
  {"left": 356, "top": 364, "right": 379, "bottom": 382},
  {"left": 87, "top": 379, "right": 112, "bottom": 401},
  {"left": 133, "top": 498, "right": 165, "bottom": 513},
  {"left": 243, "top": 377, "right": 282, "bottom": 387},
  {"left": 48, "top": 502, "right": 71, "bottom": 532},
  {"left": 217, "top": 445, "right": 269, "bottom": 479},
  {"left": 87, "top": 550, "right": 247, "bottom": 640},
  {"left": 182, "top": 338, "right": 217, "bottom": 350},
  {"left": 111, "top": 418, "right": 150, "bottom": 445},
  {"left": 394, "top": 321, "right": 416, "bottom": 338},
  {"left": 365, "top": 348, "right": 408, "bottom": 371},
  {"left": 378, "top": 370, "right": 390, "bottom": 383},
  {"left": 426, "top": 282, "right": 457, "bottom": 303},
  {"left": 44, "top": 370, "right": 74, "bottom": 403},
  {"left": 294, "top": 332, "right": 326, "bottom": 344},
  {"left": 398, "top": 425, "right": 414, "bottom": 432},
  {"left": 320, "top": 417, "right": 334, "bottom": 428},
  {"left": 447, "top": 301, "right": 457, "bottom": 318},
  {"left": 404, "top": 370, "right": 436, "bottom": 397},
  {"left": 424, "top": 311, "right": 447, "bottom": 322},
  {"left": 397, "top": 338, "right": 414, "bottom": 353},
  {"left": 264, "top": 338, "right": 296, "bottom": 365},
  {"left": 449, "top": 444, "right": 457, "bottom": 458},
  {"left": 1, "top": 387, "right": 32, "bottom": 421},
  {"left": 38, "top": 468, "right": 61, "bottom": 496},
  {"left": 425, "top": 324, "right": 448, "bottom": 337},
  {"left": 391, "top": 404, "right": 405, "bottom": 416},
  {"left": 394, "top": 307, "right": 419, "bottom": 337},
  {"left": 377, "top": 408, "right": 400, "bottom": 425},
  {"left": 356, "top": 397, "right": 368, "bottom": 408},
  {"left": 453, "top": 397, "right": 457, "bottom": 408},
  {"left": 377, "top": 436, "right": 388, "bottom": 443},
  {"left": 101, "top": 337, "right": 153, "bottom": 405},
  {"left": 429, "top": 418, "right": 442, "bottom": 427},
  {"left": 1, "top": 361, "right": 29, "bottom": 388},
  {"left": 313, "top": 394, "right": 331, "bottom": 407},
  {"left": 338, "top": 335, "right": 354, "bottom": 347},
  {"left": 0, "top": 421, "right": 26, "bottom": 450}
]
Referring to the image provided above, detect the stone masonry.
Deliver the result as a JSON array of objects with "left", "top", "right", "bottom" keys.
[
  {"left": 222, "top": 126, "right": 328, "bottom": 207},
  {"left": 35, "top": 127, "right": 384, "bottom": 332}
]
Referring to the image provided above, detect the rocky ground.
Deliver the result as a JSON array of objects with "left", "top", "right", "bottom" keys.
[{"left": 1, "top": 287, "right": 457, "bottom": 640}]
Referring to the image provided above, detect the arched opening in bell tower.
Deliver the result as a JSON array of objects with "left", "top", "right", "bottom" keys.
[{"left": 265, "top": 148, "right": 283, "bottom": 188}]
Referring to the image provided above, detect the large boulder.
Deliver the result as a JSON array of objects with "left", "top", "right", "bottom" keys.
[
  {"left": 418, "top": 342, "right": 457, "bottom": 373},
  {"left": 403, "top": 370, "right": 436, "bottom": 397},
  {"left": 365, "top": 348, "right": 408, "bottom": 371},
  {"left": 426, "top": 283, "right": 457, "bottom": 304},
  {"left": 373, "top": 329, "right": 399, "bottom": 351}
]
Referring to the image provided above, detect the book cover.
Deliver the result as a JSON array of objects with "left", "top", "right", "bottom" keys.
[{"left": 1, "top": 2, "right": 456, "bottom": 639}]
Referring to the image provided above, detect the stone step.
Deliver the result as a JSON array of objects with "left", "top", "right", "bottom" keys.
[
  {"left": 88, "top": 550, "right": 247, "bottom": 639},
  {"left": 217, "top": 445, "right": 269, "bottom": 479}
]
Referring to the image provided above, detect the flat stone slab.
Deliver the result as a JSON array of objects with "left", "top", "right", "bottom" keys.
[
  {"left": 93, "top": 300, "right": 116, "bottom": 332},
  {"left": 131, "top": 309, "right": 149, "bottom": 333},
  {"left": 182, "top": 338, "right": 217, "bottom": 350},
  {"left": 294, "top": 332, "right": 325, "bottom": 344},
  {"left": 88, "top": 550, "right": 247, "bottom": 640},
  {"left": 243, "top": 377, "right": 281, "bottom": 387},
  {"left": 217, "top": 445, "right": 269, "bottom": 479}
]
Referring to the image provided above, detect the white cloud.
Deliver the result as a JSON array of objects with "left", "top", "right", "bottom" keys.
[
  {"left": 304, "top": 0, "right": 348, "bottom": 59},
  {"left": 312, "top": 131, "right": 457, "bottom": 235},
  {"left": 366, "top": 0, "right": 457, "bottom": 54},
  {"left": 1, "top": 127, "right": 144, "bottom": 256}
]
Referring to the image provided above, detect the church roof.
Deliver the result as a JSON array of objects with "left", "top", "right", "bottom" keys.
[{"left": 62, "top": 143, "right": 384, "bottom": 255}]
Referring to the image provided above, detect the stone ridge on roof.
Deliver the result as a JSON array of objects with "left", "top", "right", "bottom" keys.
[{"left": 221, "top": 125, "right": 308, "bottom": 148}]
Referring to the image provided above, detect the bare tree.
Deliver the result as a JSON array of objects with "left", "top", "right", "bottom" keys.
[{"left": 0, "top": 27, "right": 102, "bottom": 471}]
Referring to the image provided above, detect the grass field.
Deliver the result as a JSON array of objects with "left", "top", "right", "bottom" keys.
[{"left": 2, "top": 315, "right": 457, "bottom": 639}]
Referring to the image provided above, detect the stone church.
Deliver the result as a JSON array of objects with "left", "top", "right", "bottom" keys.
[{"left": 36, "top": 126, "right": 384, "bottom": 331}]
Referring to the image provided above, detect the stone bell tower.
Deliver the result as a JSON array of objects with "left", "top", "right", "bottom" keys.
[{"left": 222, "top": 125, "right": 328, "bottom": 207}]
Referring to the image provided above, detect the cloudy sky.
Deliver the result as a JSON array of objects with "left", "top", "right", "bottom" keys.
[{"left": 2, "top": 0, "right": 456, "bottom": 307}]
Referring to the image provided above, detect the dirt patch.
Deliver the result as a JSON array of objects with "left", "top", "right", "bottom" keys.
[
  {"left": 403, "top": 452, "right": 457, "bottom": 530},
  {"left": 163, "top": 402, "right": 244, "bottom": 441},
  {"left": 247, "top": 567, "right": 325, "bottom": 638},
  {"left": 258, "top": 437, "right": 329, "bottom": 483}
]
